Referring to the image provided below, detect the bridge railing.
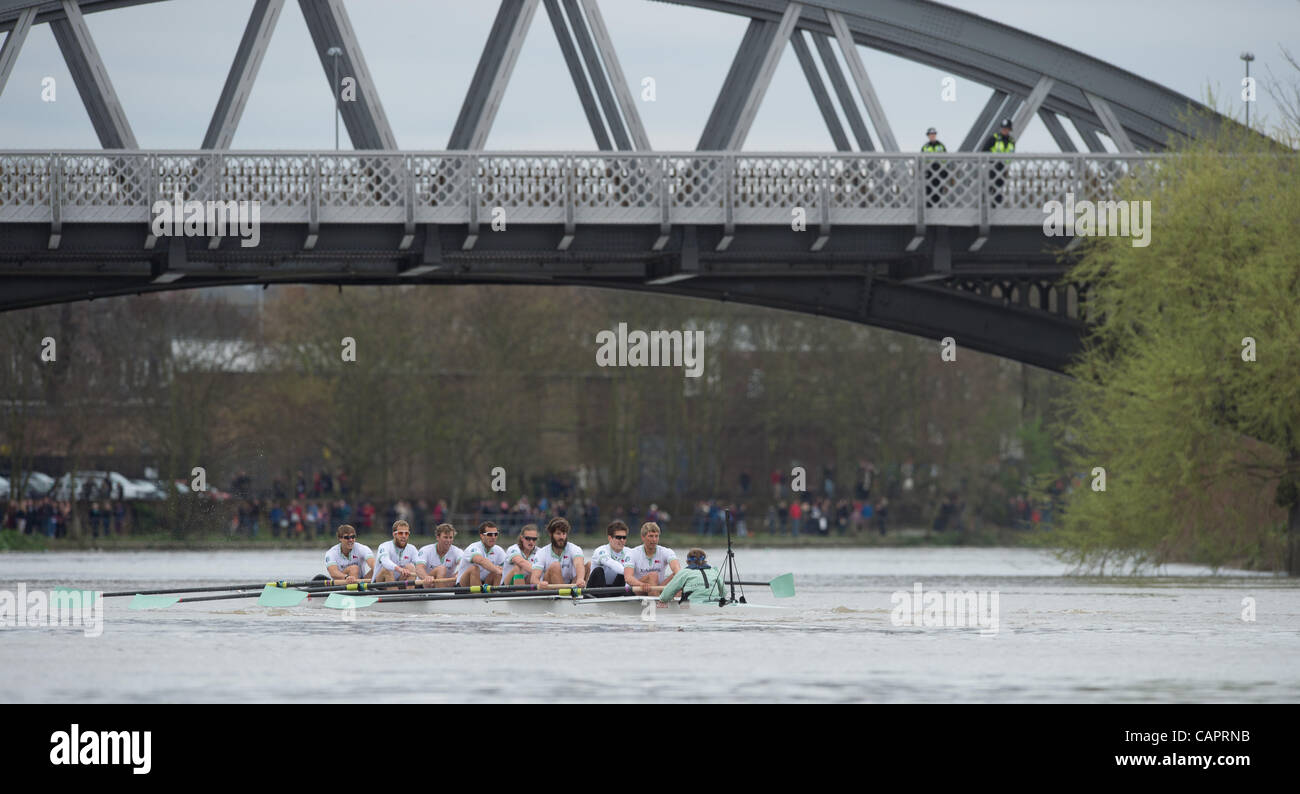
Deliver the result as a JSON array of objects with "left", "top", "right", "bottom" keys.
[{"left": 0, "top": 151, "right": 1162, "bottom": 227}]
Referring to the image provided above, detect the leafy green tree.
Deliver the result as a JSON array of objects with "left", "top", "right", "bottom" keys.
[{"left": 1053, "top": 110, "right": 1299, "bottom": 573}]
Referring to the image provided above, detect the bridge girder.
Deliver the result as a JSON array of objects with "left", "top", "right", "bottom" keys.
[
  {"left": 0, "top": 212, "right": 1085, "bottom": 371},
  {"left": 0, "top": 0, "right": 1241, "bottom": 154}
]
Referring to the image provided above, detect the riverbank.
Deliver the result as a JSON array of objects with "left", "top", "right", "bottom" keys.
[{"left": 1, "top": 525, "right": 1038, "bottom": 552}]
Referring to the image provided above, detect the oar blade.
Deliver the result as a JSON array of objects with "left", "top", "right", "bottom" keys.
[
  {"left": 323, "top": 592, "right": 378, "bottom": 609},
  {"left": 129, "top": 594, "right": 181, "bottom": 610},
  {"left": 257, "top": 585, "right": 309, "bottom": 607},
  {"left": 769, "top": 573, "right": 796, "bottom": 599},
  {"left": 53, "top": 587, "right": 99, "bottom": 605}
]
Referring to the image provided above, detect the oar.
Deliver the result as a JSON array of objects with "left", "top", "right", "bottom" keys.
[
  {"left": 128, "top": 585, "right": 310, "bottom": 610},
  {"left": 323, "top": 585, "right": 634, "bottom": 609},
  {"left": 128, "top": 582, "right": 546, "bottom": 610},
  {"left": 103, "top": 580, "right": 318, "bottom": 598},
  {"left": 724, "top": 573, "right": 796, "bottom": 598}
]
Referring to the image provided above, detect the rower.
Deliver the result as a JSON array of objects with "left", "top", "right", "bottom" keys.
[
  {"left": 418, "top": 523, "right": 463, "bottom": 587},
  {"left": 535, "top": 517, "right": 585, "bottom": 588},
  {"left": 455, "top": 521, "right": 508, "bottom": 586},
  {"left": 501, "top": 524, "right": 542, "bottom": 586},
  {"left": 374, "top": 519, "right": 428, "bottom": 588},
  {"left": 586, "top": 520, "right": 632, "bottom": 589},
  {"left": 657, "top": 548, "right": 725, "bottom": 605},
  {"left": 324, "top": 524, "right": 375, "bottom": 584},
  {"left": 624, "top": 521, "right": 680, "bottom": 593}
]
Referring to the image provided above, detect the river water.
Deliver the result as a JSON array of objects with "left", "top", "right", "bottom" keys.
[{"left": 1, "top": 547, "right": 1296, "bottom": 703}]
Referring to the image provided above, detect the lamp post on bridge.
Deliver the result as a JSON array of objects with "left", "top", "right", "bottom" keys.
[
  {"left": 327, "top": 46, "right": 343, "bottom": 150},
  {"left": 1241, "top": 52, "right": 1255, "bottom": 129}
]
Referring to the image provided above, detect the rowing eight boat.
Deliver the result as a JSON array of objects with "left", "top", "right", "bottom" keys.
[{"left": 300, "top": 591, "right": 788, "bottom": 618}]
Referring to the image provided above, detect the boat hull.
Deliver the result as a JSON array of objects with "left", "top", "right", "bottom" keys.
[{"left": 302, "top": 593, "right": 784, "bottom": 617}]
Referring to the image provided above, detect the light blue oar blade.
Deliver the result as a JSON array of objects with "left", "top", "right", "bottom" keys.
[
  {"left": 52, "top": 588, "right": 99, "bottom": 605},
  {"left": 129, "top": 594, "right": 180, "bottom": 610},
  {"left": 257, "top": 585, "right": 309, "bottom": 607},
  {"left": 324, "top": 592, "right": 378, "bottom": 609},
  {"left": 769, "top": 573, "right": 795, "bottom": 599}
]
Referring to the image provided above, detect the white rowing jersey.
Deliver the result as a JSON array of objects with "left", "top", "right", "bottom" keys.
[
  {"left": 535, "top": 542, "right": 584, "bottom": 581},
  {"left": 456, "top": 541, "right": 508, "bottom": 580},
  {"left": 373, "top": 540, "right": 423, "bottom": 580},
  {"left": 502, "top": 543, "right": 541, "bottom": 576},
  {"left": 419, "top": 542, "right": 463, "bottom": 573},
  {"left": 627, "top": 544, "right": 677, "bottom": 580},
  {"left": 589, "top": 543, "right": 632, "bottom": 581},
  {"left": 325, "top": 542, "right": 374, "bottom": 576}
]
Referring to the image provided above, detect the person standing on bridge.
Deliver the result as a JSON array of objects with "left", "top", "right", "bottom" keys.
[
  {"left": 982, "top": 118, "right": 1016, "bottom": 207},
  {"left": 921, "top": 127, "right": 949, "bottom": 207}
]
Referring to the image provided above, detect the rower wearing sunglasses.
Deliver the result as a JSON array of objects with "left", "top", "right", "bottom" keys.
[
  {"left": 586, "top": 520, "right": 633, "bottom": 590},
  {"left": 454, "top": 521, "right": 508, "bottom": 586},
  {"left": 501, "top": 524, "right": 543, "bottom": 585},
  {"left": 324, "top": 524, "right": 375, "bottom": 584}
]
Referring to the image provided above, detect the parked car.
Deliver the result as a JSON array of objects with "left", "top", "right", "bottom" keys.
[
  {"left": 0, "top": 471, "right": 56, "bottom": 498},
  {"left": 129, "top": 478, "right": 167, "bottom": 501},
  {"left": 0, "top": 475, "right": 7, "bottom": 498},
  {"left": 52, "top": 471, "right": 158, "bottom": 501}
]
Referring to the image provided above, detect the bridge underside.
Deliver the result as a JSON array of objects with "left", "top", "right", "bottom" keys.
[{"left": 0, "top": 221, "right": 1084, "bottom": 371}]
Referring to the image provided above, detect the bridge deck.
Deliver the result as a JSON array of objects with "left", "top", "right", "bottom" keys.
[{"left": 0, "top": 151, "right": 1158, "bottom": 227}]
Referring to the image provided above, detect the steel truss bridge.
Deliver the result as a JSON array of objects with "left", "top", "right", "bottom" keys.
[{"left": 0, "top": 0, "right": 1230, "bottom": 371}]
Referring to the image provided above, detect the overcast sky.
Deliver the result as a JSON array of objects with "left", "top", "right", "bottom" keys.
[{"left": 0, "top": 0, "right": 1295, "bottom": 151}]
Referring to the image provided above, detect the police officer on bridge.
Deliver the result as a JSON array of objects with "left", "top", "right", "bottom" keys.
[
  {"left": 982, "top": 118, "right": 1016, "bottom": 207},
  {"left": 921, "top": 127, "right": 948, "bottom": 207}
]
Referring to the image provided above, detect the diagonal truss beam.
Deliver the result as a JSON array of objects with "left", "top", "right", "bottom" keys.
[
  {"left": 49, "top": 0, "right": 136, "bottom": 148},
  {"left": 697, "top": 19, "right": 768, "bottom": 149},
  {"left": 1038, "top": 108, "right": 1076, "bottom": 152},
  {"left": 449, "top": 0, "right": 539, "bottom": 150},
  {"left": 1073, "top": 118, "right": 1107, "bottom": 152},
  {"left": 811, "top": 30, "right": 871, "bottom": 150},
  {"left": 579, "top": 0, "right": 648, "bottom": 150},
  {"left": 825, "top": 9, "right": 896, "bottom": 151},
  {"left": 724, "top": 1, "right": 800, "bottom": 150},
  {"left": 0, "top": 5, "right": 34, "bottom": 98},
  {"left": 544, "top": 0, "right": 610, "bottom": 149},
  {"left": 791, "top": 30, "right": 848, "bottom": 151},
  {"left": 697, "top": 3, "right": 800, "bottom": 150},
  {"left": 202, "top": 0, "right": 284, "bottom": 149},
  {"left": 959, "top": 89, "right": 1006, "bottom": 151},
  {"left": 1084, "top": 90, "right": 1136, "bottom": 152},
  {"left": 564, "top": 0, "right": 626, "bottom": 148},
  {"left": 299, "top": 0, "right": 396, "bottom": 150},
  {"left": 1010, "top": 74, "right": 1053, "bottom": 140}
]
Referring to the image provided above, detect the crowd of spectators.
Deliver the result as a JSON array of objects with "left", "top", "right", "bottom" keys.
[
  {"left": 2, "top": 498, "right": 133, "bottom": 538},
  {"left": 1, "top": 462, "right": 1079, "bottom": 541}
]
